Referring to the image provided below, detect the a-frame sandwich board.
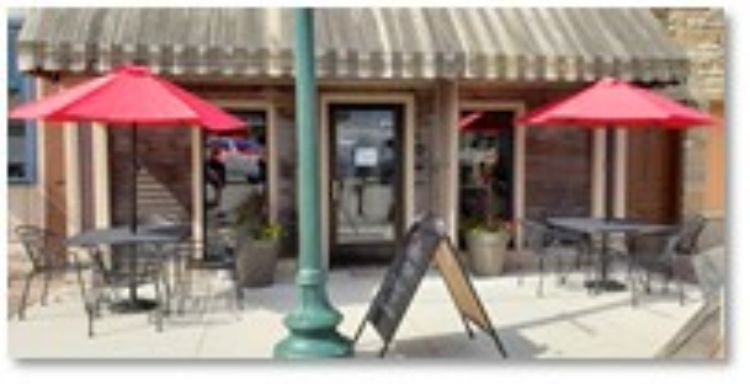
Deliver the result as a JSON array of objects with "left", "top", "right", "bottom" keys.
[{"left": 353, "top": 216, "right": 506, "bottom": 358}]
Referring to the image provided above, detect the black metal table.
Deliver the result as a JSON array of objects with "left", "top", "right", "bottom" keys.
[
  {"left": 546, "top": 217, "right": 673, "bottom": 292},
  {"left": 67, "top": 224, "right": 190, "bottom": 311}
]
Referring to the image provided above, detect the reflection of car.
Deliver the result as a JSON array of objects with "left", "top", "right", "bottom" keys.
[{"left": 207, "top": 137, "right": 263, "bottom": 182}]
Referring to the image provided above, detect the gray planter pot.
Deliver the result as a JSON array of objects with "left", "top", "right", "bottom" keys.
[
  {"left": 235, "top": 238, "right": 279, "bottom": 287},
  {"left": 466, "top": 229, "right": 510, "bottom": 276}
]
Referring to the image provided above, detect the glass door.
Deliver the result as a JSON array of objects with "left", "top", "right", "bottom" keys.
[{"left": 329, "top": 104, "right": 403, "bottom": 262}]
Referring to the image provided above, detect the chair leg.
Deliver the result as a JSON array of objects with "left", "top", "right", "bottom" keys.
[
  {"left": 41, "top": 270, "right": 52, "bottom": 305},
  {"left": 74, "top": 266, "right": 88, "bottom": 304},
  {"left": 537, "top": 256, "right": 544, "bottom": 298},
  {"left": 662, "top": 273, "right": 670, "bottom": 294},
  {"left": 154, "top": 278, "right": 164, "bottom": 332},
  {"left": 185, "top": 268, "right": 196, "bottom": 313},
  {"left": 86, "top": 304, "right": 95, "bottom": 338},
  {"left": 235, "top": 283, "right": 244, "bottom": 312},
  {"left": 556, "top": 253, "right": 566, "bottom": 285},
  {"left": 174, "top": 258, "right": 187, "bottom": 315},
  {"left": 73, "top": 263, "right": 92, "bottom": 334},
  {"left": 18, "top": 272, "right": 35, "bottom": 320},
  {"left": 177, "top": 277, "right": 188, "bottom": 315},
  {"left": 673, "top": 263, "right": 685, "bottom": 306},
  {"left": 161, "top": 269, "right": 172, "bottom": 315},
  {"left": 629, "top": 264, "right": 639, "bottom": 307}
]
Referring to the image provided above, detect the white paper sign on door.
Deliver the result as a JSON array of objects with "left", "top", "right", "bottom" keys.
[{"left": 354, "top": 147, "right": 378, "bottom": 167}]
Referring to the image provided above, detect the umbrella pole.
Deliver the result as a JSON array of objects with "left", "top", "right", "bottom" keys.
[
  {"left": 605, "top": 127, "right": 615, "bottom": 221},
  {"left": 603, "top": 128, "right": 615, "bottom": 286},
  {"left": 600, "top": 126, "right": 626, "bottom": 291},
  {"left": 130, "top": 123, "right": 139, "bottom": 304},
  {"left": 132, "top": 123, "right": 138, "bottom": 233}
]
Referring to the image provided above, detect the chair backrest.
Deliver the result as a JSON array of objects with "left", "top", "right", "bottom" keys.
[
  {"left": 14, "top": 225, "right": 49, "bottom": 269},
  {"left": 675, "top": 215, "right": 707, "bottom": 255},
  {"left": 521, "top": 220, "right": 553, "bottom": 252},
  {"left": 170, "top": 240, "right": 204, "bottom": 263}
]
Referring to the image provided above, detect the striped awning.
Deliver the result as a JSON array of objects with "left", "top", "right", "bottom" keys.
[{"left": 17, "top": 8, "right": 689, "bottom": 82}]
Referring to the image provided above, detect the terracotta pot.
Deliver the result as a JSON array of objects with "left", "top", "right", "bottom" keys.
[{"left": 466, "top": 229, "right": 510, "bottom": 276}]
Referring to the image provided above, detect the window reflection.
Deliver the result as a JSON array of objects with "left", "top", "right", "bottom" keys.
[
  {"left": 204, "top": 110, "right": 268, "bottom": 261},
  {"left": 458, "top": 110, "right": 515, "bottom": 243}
]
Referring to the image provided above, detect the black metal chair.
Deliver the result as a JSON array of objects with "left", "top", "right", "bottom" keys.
[
  {"left": 167, "top": 239, "right": 244, "bottom": 316},
  {"left": 626, "top": 215, "right": 707, "bottom": 306},
  {"left": 79, "top": 243, "right": 170, "bottom": 337},
  {"left": 519, "top": 220, "right": 588, "bottom": 297},
  {"left": 13, "top": 225, "right": 88, "bottom": 320}
]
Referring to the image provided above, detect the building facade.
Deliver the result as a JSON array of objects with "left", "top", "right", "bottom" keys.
[
  {"left": 654, "top": 8, "right": 726, "bottom": 248},
  {"left": 9, "top": 8, "right": 724, "bottom": 265},
  {"left": 7, "top": 13, "right": 44, "bottom": 260}
]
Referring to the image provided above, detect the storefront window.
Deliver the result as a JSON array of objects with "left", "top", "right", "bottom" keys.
[
  {"left": 203, "top": 110, "right": 268, "bottom": 260},
  {"left": 458, "top": 110, "right": 514, "bottom": 242},
  {"left": 7, "top": 19, "right": 36, "bottom": 184}
]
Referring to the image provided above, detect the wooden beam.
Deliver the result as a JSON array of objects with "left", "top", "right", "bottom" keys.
[
  {"left": 92, "top": 122, "right": 111, "bottom": 229},
  {"left": 64, "top": 123, "right": 81, "bottom": 236}
]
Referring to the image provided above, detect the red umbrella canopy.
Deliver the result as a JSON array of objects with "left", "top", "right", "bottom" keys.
[
  {"left": 10, "top": 65, "right": 244, "bottom": 132},
  {"left": 517, "top": 77, "right": 717, "bottom": 128}
]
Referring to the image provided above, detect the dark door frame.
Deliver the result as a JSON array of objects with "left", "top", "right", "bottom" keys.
[{"left": 328, "top": 103, "right": 406, "bottom": 263}]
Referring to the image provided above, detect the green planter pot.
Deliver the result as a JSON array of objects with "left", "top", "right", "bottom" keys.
[
  {"left": 235, "top": 238, "right": 279, "bottom": 287},
  {"left": 466, "top": 229, "right": 510, "bottom": 276}
]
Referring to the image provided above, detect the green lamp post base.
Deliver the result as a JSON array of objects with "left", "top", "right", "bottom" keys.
[
  {"left": 274, "top": 327, "right": 353, "bottom": 359},
  {"left": 274, "top": 274, "right": 353, "bottom": 358}
]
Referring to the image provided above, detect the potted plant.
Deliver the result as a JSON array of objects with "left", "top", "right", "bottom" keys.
[
  {"left": 234, "top": 191, "right": 282, "bottom": 287},
  {"left": 464, "top": 162, "right": 512, "bottom": 276}
]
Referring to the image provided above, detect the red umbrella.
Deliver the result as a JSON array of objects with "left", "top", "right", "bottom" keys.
[
  {"left": 518, "top": 77, "right": 716, "bottom": 128},
  {"left": 516, "top": 77, "right": 717, "bottom": 218},
  {"left": 10, "top": 65, "right": 245, "bottom": 231}
]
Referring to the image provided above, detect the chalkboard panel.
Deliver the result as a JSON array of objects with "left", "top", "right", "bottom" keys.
[{"left": 368, "top": 219, "right": 442, "bottom": 342}]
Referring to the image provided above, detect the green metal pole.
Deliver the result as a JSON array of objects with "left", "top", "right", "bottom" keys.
[{"left": 274, "top": 8, "right": 353, "bottom": 358}]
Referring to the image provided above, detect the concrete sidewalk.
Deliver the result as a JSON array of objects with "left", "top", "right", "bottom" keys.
[{"left": 8, "top": 261, "right": 706, "bottom": 359}]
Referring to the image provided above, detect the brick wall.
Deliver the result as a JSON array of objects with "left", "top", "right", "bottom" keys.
[
  {"left": 525, "top": 127, "right": 592, "bottom": 220},
  {"left": 653, "top": 8, "right": 725, "bottom": 101},
  {"left": 654, "top": 8, "right": 726, "bottom": 247}
]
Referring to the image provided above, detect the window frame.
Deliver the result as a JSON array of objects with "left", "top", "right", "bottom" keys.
[{"left": 7, "top": 19, "right": 37, "bottom": 185}]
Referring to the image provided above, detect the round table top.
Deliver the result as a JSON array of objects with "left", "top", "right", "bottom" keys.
[
  {"left": 546, "top": 217, "right": 675, "bottom": 235},
  {"left": 66, "top": 224, "right": 190, "bottom": 247}
]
